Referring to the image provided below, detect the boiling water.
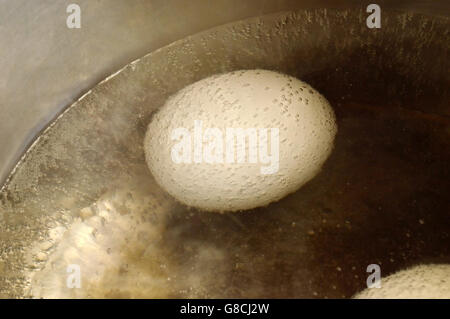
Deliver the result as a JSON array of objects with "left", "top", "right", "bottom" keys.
[{"left": 0, "top": 9, "right": 449, "bottom": 298}]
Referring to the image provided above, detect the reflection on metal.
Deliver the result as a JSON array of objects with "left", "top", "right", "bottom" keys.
[{"left": 0, "top": 9, "right": 449, "bottom": 298}]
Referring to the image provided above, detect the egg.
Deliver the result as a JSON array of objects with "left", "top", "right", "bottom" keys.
[
  {"left": 144, "top": 69, "right": 337, "bottom": 212},
  {"left": 354, "top": 264, "right": 450, "bottom": 299}
]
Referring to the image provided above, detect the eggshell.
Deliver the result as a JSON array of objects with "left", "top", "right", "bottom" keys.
[
  {"left": 144, "top": 69, "right": 337, "bottom": 212},
  {"left": 354, "top": 264, "right": 450, "bottom": 299}
]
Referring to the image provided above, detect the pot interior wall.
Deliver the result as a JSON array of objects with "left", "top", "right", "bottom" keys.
[{"left": 0, "top": 9, "right": 449, "bottom": 298}]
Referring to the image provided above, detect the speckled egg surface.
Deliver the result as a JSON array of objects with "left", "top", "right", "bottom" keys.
[
  {"left": 354, "top": 264, "right": 450, "bottom": 299},
  {"left": 144, "top": 69, "right": 337, "bottom": 212}
]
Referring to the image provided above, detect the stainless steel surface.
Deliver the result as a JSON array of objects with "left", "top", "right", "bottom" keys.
[
  {"left": 0, "top": 0, "right": 340, "bottom": 186},
  {"left": 1, "top": 0, "right": 449, "bottom": 187},
  {"left": 0, "top": 5, "right": 449, "bottom": 298}
]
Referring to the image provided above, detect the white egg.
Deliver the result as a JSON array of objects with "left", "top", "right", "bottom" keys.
[
  {"left": 354, "top": 264, "right": 450, "bottom": 299},
  {"left": 144, "top": 69, "right": 337, "bottom": 212}
]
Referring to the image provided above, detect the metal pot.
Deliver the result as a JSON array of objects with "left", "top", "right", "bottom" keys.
[{"left": 0, "top": 1, "right": 449, "bottom": 298}]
